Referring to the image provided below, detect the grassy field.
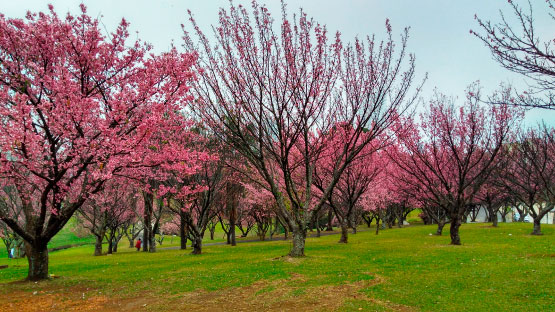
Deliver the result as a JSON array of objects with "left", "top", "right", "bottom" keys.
[
  {"left": 0, "top": 219, "right": 265, "bottom": 257},
  {"left": 0, "top": 222, "right": 553, "bottom": 311},
  {"left": 0, "top": 218, "right": 96, "bottom": 258}
]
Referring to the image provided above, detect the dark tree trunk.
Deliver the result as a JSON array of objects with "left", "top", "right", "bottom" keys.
[
  {"left": 227, "top": 183, "right": 238, "bottom": 246},
  {"left": 435, "top": 222, "right": 446, "bottom": 236},
  {"left": 128, "top": 238, "right": 134, "bottom": 248},
  {"left": 338, "top": 221, "right": 348, "bottom": 243},
  {"left": 25, "top": 243, "right": 48, "bottom": 281},
  {"left": 191, "top": 236, "right": 202, "bottom": 255},
  {"left": 363, "top": 215, "right": 372, "bottom": 227},
  {"left": 26, "top": 244, "right": 48, "bottom": 280},
  {"left": 450, "top": 217, "right": 462, "bottom": 245},
  {"left": 230, "top": 213, "right": 236, "bottom": 247},
  {"left": 326, "top": 209, "right": 333, "bottom": 231},
  {"left": 107, "top": 238, "right": 113, "bottom": 254},
  {"left": 515, "top": 207, "right": 527, "bottom": 222},
  {"left": 94, "top": 236, "right": 103, "bottom": 256},
  {"left": 149, "top": 227, "right": 156, "bottom": 253},
  {"left": 113, "top": 240, "right": 118, "bottom": 252},
  {"left": 180, "top": 210, "right": 188, "bottom": 250},
  {"left": 375, "top": 217, "right": 380, "bottom": 235},
  {"left": 210, "top": 229, "right": 215, "bottom": 240},
  {"left": 25, "top": 242, "right": 49, "bottom": 281},
  {"left": 289, "top": 228, "right": 306, "bottom": 257},
  {"left": 397, "top": 213, "right": 404, "bottom": 228},
  {"left": 283, "top": 223, "right": 289, "bottom": 240},
  {"left": 491, "top": 212, "right": 498, "bottom": 227},
  {"left": 143, "top": 192, "right": 152, "bottom": 252},
  {"left": 315, "top": 220, "right": 321, "bottom": 237},
  {"left": 531, "top": 218, "right": 542, "bottom": 235}
]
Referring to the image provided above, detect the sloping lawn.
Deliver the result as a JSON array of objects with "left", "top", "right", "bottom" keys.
[{"left": 0, "top": 222, "right": 553, "bottom": 311}]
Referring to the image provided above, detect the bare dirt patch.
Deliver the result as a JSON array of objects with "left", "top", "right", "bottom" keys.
[
  {"left": 0, "top": 273, "right": 416, "bottom": 311},
  {"left": 165, "top": 272, "right": 415, "bottom": 312},
  {"left": 0, "top": 284, "right": 109, "bottom": 312}
]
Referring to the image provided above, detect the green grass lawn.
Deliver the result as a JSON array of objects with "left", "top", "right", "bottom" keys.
[
  {"left": 0, "top": 222, "right": 553, "bottom": 311},
  {"left": 0, "top": 219, "right": 267, "bottom": 257},
  {"left": 0, "top": 218, "right": 96, "bottom": 258}
]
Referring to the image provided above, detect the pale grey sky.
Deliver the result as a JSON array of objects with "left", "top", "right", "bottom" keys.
[{"left": 3, "top": 0, "right": 554, "bottom": 125}]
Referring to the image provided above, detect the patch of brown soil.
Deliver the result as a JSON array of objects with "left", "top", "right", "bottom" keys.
[
  {"left": 0, "top": 273, "right": 416, "bottom": 312},
  {"left": 0, "top": 286, "right": 109, "bottom": 312},
  {"left": 167, "top": 273, "right": 415, "bottom": 312}
]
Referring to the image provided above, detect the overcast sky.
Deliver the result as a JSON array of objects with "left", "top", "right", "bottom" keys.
[{"left": 3, "top": 0, "right": 554, "bottom": 125}]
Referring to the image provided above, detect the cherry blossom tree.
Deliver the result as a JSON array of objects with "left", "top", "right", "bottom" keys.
[
  {"left": 183, "top": 0, "right": 421, "bottom": 257},
  {"left": 500, "top": 125, "right": 555, "bottom": 234},
  {"left": 313, "top": 129, "right": 385, "bottom": 243},
  {"left": 0, "top": 186, "right": 25, "bottom": 257},
  {"left": 0, "top": 6, "right": 197, "bottom": 279},
  {"left": 472, "top": 0, "right": 555, "bottom": 109},
  {"left": 474, "top": 178, "right": 509, "bottom": 227},
  {"left": 77, "top": 180, "right": 137, "bottom": 255},
  {"left": 163, "top": 149, "right": 222, "bottom": 255},
  {"left": 392, "top": 87, "right": 519, "bottom": 245}
]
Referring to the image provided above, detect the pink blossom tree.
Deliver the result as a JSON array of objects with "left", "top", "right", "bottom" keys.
[
  {"left": 313, "top": 128, "right": 386, "bottom": 243},
  {"left": 391, "top": 87, "right": 519, "bottom": 245},
  {"left": 0, "top": 6, "right": 197, "bottom": 279},
  {"left": 77, "top": 180, "right": 137, "bottom": 255},
  {"left": 500, "top": 125, "right": 555, "bottom": 234},
  {"left": 183, "top": 0, "right": 421, "bottom": 256},
  {"left": 0, "top": 186, "right": 25, "bottom": 257}
]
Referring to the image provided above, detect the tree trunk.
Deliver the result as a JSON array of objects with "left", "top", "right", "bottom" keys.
[
  {"left": 375, "top": 217, "right": 380, "bottom": 235},
  {"left": 25, "top": 242, "right": 49, "bottom": 280},
  {"left": 230, "top": 216, "right": 236, "bottom": 247},
  {"left": 449, "top": 217, "right": 462, "bottom": 245},
  {"left": 364, "top": 216, "right": 372, "bottom": 227},
  {"left": 94, "top": 236, "right": 103, "bottom": 256},
  {"left": 227, "top": 182, "right": 237, "bottom": 246},
  {"left": 338, "top": 221, "right": 348, "bottom": 243},
  {"left": 326, "top": 209, "right": 333, "bottom": 231},
  {"left": 113, "top": 240, "right": 118, "bottom": 252},
  {"left": 435, "top": 222, "right": 446, "bottom": 236},
  {"left": 191, "top": 236, "right": 202, "bottom": 255},
  {"left": 491, "top": 213, "right": 498, "bottom": 227},
  {"left": 315, "top": 221, "right": 321, "bottom": 237},
  {"left": 180, "top": 210, "right": 187, "bottom": 250},
  {"left": 149, "top": 228, "right": 156, "bottom": 253},
  {"left": 142, "top": 191, "right": 153, "bottom": 252},
  {"left": 107, "top": 238, "right": 113, "bottom": 254},
  {"left": 531, "top": 218, "right": 542, "bottom": 235},
  {"left": 289, "top": 228, "right": 306, "bottom": 257},
  {"left": 210, "top": 229, "right": 215, "bottom": 240}
]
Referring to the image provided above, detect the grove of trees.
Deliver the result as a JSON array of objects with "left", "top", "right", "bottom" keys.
[{"left": 0, "top": 0, "right": 553, "bottom": 280}]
